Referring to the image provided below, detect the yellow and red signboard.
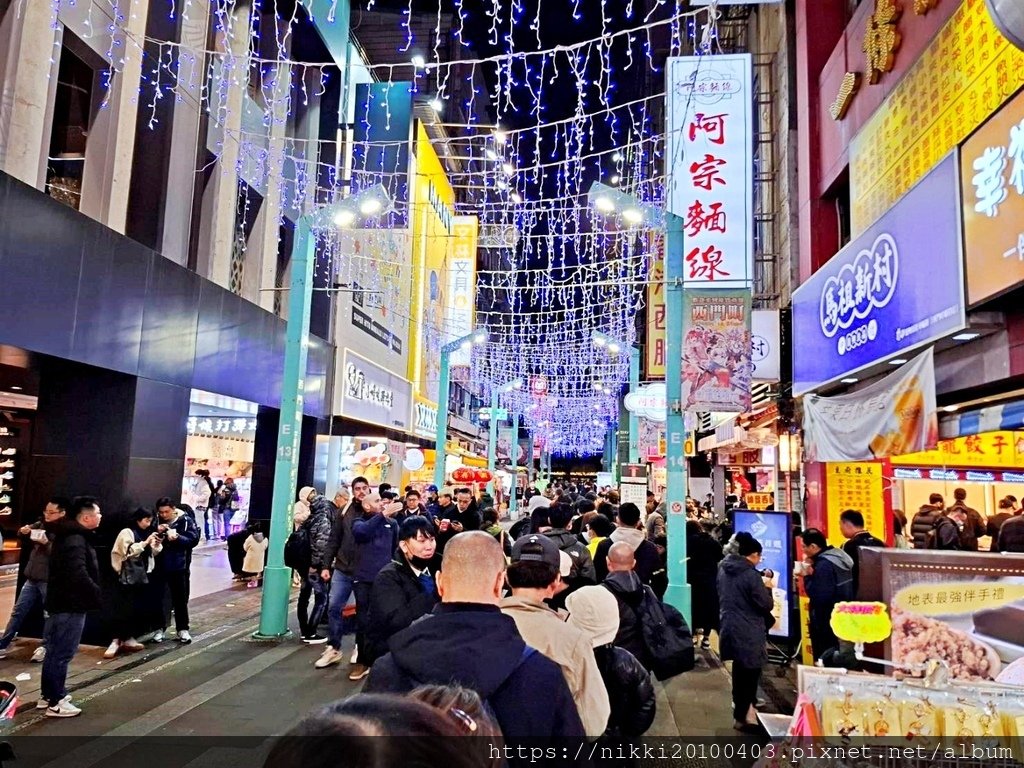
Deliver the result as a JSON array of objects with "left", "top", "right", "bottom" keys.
[
  {"left": 824, "top": 461, "right": 889, "bottom": 548},
  {"left": 891, "top": 430, "right": 1024, "bottom": 469},
  {"left": 645, "top": 233, "right": 665, "bottom": 379}
]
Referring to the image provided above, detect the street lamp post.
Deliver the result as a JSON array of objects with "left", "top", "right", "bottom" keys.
[
  {"left": 256, "top": 184, "right": 392, "bottom": 639},
  {"left": 486, "top": 379, "right": 523, "bottom": 499},
  {"left": 433, "top": 328, "right": 489, "bottom": 490},
  {"left": 591, "top": 330, "right": 641, "bottom": 473},
  {"left": 587, "top": 182, "right": 692, "bottom": 625}
]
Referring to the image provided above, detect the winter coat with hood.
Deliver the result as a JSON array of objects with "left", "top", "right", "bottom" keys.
[
  {"left": 544, "top": 529, "right": 597, "bottom": 585},
  {"left": 46, "top": 518, "right": 102, "bottom": 614},
  {"left": 364, "top": 603, "right": 586, "bottom": 742},
  {"left": 911, "top": 504, "right": 943, "bottom": 548},
  {"left": 292, "top": 486, "right": 313, "bottom": 530},
  {"left": 499, "top": 595, "right": 611, "bottom": 738},
  {"left": 716, "top": 553, "right": 774, "bottom": 669},
  {"left": 803, "top": 546, "right": 854, "bottom": 658},
  {"left": 155, "top": 509, "right": 201, "bottom": 572},
  {"left": 594, "top": 643, "right": 656, "bottom": 738},
  {"left": 242, "top": 532, "right": 268, "bottom": 573},
  {"left": 324, "top": 499, "right": 360, "bottom": 574},
  {"left": 366, "top": 555, "right": 440, "bottom": 662},
  {"left": 593, "top": 527, "right": 661, "bottom": 584},
  {"left": 601, "top": 569, "right": 651, "bottom": 668},
  {"left": 304, "top": 496, "right": 334, "bottom": 572}
]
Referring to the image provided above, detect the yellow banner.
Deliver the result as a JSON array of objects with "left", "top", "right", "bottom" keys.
[
  {"left": 825, "top": 461, "right": 886, "bottom": 547},
  {"left": 893, "top": 582, "right": 1024, "bottom": 617},
  {"left": 850, "top": 0, "right": 1024, "bottom": 234},
  {"left": 799, "top": 595, "right": 815, "bottom": 665},
  {"left": 645, "top": 233, "right": 665, "bottom": 379},
  {"left": 892, "top": 430, "right": 1024, "bottom": 469},
  {"left": 830, "top": 602, "right": 893, "bottom": 644},
  {"left": 746, "top": 492, "right": 773, "bottom": 511}
]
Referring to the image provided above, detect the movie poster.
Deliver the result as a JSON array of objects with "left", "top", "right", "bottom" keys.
[{"left": 681, "top": 289, "right": 753, "bottom": 413}]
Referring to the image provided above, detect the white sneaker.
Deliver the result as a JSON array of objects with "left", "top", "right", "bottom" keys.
[
  {"left": 0, "top": 496, "right": 9, "bottom": 504},
  {"left": 350, "top": 645, "right": 358, "bottom": 664},
  {"left": 0, "top": 448, "right": 15, "bottom": 456},
  {"left": 46, "top": 699, "right": 81, "bottom": 718},
  {"left": 152, "top": 630, "right": 165, "bottom": 643},
  {"left": 0, "top": 508, "right": 11, "bottom": 516},
  {"left": 39, "top": 695, "right": 71, "bottom": 710},
  {"left": 0, "top": 473, "right": 11, "bottom": 480},
  {"left": 122, "top": 638, "right": 144, "bottom": 651},
  {"left": 31, "top": 646, "right": 45, "bottom": 663},
  {"left": 103, "top": 639, "right": 121, "bottom": 659},
  {"left": 178, "top": 630, "right": 192, "bottom": 644},
  {"left": 0, "top": 460, "right": 13, "bottom": 469},
  {"left": 314, "top": 647, "right": 343, "bottom": 669},
  {"left": 0, "top": 649, "right": 9, "bottom": 660}
]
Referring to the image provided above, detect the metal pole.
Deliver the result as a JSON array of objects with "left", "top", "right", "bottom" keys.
[
  {"left": 662, "top": 212, "right": 692, "bottom": 626},
  {"left": 509, "top": 412, "right": 519, "bottom": 518},
  {"left": 487, "top": 391, "right": 498, "bottom": 496},
  {"left": 256, "top": 215, "right": 315, "bottom": 639},
  {"left": 433, "top": 346, "right": 451, "bottom": 490},
  {"left": 629, "top": 345, "right": 640, "bottom": 465}
]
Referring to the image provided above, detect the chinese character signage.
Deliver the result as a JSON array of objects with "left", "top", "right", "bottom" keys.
[
  {"left": 961, "top": 88, "right": 1024, "bottom": 306},
  {"left": 645, "top": 233, "right": 665, "bottom": 379},
  {"left": 751, "top": 309, "right": 780, "bottom": 382},
  {"left": 792, "top": 155, "right": 965, "bottom": 394},
  {"left": 892, "top": 430, "right": 1024, "bottom": 470},
  {"left": 447, "top": 216, "right": 478, "bottom": 367},
  {"left": 734, "top": 511, "right": 793, "bottom": 639},
  {"left": 804, "top": 349, "right": 938, "bottom": 463},
  {"left": 666, "top": 54, "right": 753, "bottom": 287},
  {"left": 681, "top": 289, "right": 752, "bottom": 413},
  {"left": 824, "top": 461, "right": 890, "bottom": 548},
  {"left": 336, "top": 350, "right": 412, "bottom": 432},
  {"left": 624, "top": 383, "right": 667, "bottom": 422}
]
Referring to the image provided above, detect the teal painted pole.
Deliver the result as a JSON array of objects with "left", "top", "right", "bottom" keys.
[
  {"left": 662, "top": 212, "right": 691, "bottom": 626},
  {"left": 256, "top": 216, "right": 315, "bottom": 639},
  {"left": 628, "top": 345, "right": 640, "bottom": 465},
  {"left": 487, "top": 390, "right": 498, "bottom": 496},
  {"left": 433, "top": 346, "right": 451, "bottom": 490},
  {"left": 509, "top": 412, "right": 519, "bottom": 518}
]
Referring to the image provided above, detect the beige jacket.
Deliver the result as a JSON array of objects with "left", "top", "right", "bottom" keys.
[
  {"left": 111, "top": 528, "right": 162, "bottom": 574},
  {"left": 500, "top": 595, "right": 610, "bottom": 737}
]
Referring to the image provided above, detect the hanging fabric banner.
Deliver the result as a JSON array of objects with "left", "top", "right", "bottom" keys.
[
  {"left": 803, "top": 348, "right": 938, "bottom": 463},
  {"left": 682, "top": 289, "right": 753, "bottom": 413}
]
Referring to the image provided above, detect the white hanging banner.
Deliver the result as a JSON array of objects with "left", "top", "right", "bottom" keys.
[
  {"left": 803, "top": 348, "right": 939, "bottom": 463},
  {"left": 665, "top": 53, "right": 754, "bottom": 287}
]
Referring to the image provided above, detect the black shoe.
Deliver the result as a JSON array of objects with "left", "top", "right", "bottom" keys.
[{"left": 302, "top": 634, "right": 329, "bottom": 645}]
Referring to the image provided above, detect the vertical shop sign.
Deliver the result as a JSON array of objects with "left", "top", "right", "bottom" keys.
[
  {"left": 666, "top": 54, "right": 754, "bottom": 287},
  {"left": 681, "top": 289, "right": 753, "bottom": 413},
  {"left": 824, "top": 461, "right": 890, "bottom": 547},
  {"left": 447, "top": 216, "right": 479, "bottom": 367},
  {"left": 646, "top": 233, "right": 666, "bottom": 379}
]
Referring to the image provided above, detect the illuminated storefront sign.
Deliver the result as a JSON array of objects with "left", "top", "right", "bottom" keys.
[
  {"left": 413, "top": 396, "right": 438, "bottom": 439},
  {"left": 338, "top": 350, "right": 412, "bottom": 432},
  {"left": 895, "top": 467, "right": 1024, "bottom": 483},
  {"left": 892, "top": 430, "right": 1024, "bottom": 469},
  {"left": 186, "top": 417, "right": 256, "bottom": 436},
  {"left": 446, "top": 216, "right": 478, "bottom": 367}
]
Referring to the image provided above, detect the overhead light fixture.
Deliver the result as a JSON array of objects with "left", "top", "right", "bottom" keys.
[
  {"left": 952, "top": 332, "right": 980, "bottom": 341},
  {"left": 889, "top": 358, "right": 908, "bottom": 365},
  {"left": 502, "top": 162, "right": 515, "bottom": 176},
  {"left": 510, "top": 192, "right": 523, "bottom": 203},
  {"left": 460, "top": 340, "right": 473, "bottom": 351},
  {"left": 473, "top": 330, "right": 489, "bottom": 344},
  {"left": 494, "top": 129, "right": 507, "bottom": 145},
  {"left": 608, "top": 342, "right": 622, "bottom": 354},
  {"left": 411, "top": 54, "right": 426, "bottom": 68},
  {"left": 612, "top": 152, "right": 624, "bottom": 162},
  {"left": 359, "top": 198, "right": 382, "bottom": 215},
  {"left": 429, "top": 97, "right": 443, "bottom": 112},
  {"left": 840, "top": 377, "right": 859, "bottom": 384},
  {"left": 485, "top": 149, "right": 498, "bottom": 160},
  {"left": 943, "top": 405, "right": 959, "bottom": 413},
  {"left": 594, "top": 195, "right": 615, "bottom": 212},
  {"left": 334, "top": 209, "right": 356, "bottom": 227},
  {"left": 610, "top": 174, "right": 620, "bottom": 185},
  {"left": 593, "top": 336, "right": 606, "bottom": 347},
  {"left": 622, "top": 207, "right": 644, "bottom": 223}
]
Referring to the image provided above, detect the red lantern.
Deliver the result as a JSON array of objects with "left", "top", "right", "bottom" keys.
[
  {"left": 451, "top": 467, "right": 475, "bottom": 483},
  {"left": 474, "top": 469, "right": 493, "bottom": 484}
]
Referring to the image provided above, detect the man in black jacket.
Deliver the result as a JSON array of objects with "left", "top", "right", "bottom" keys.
[
  {"left": 41, "top": 497, "right": 102, "bottom": 718},
  {"left": 153, "top": 498, "right": 201, "bottom": 644},
  {"left": 593, "top": 503, "right": 662, "bottom": 588},
  {"left": 838, "top": 510, "right": 885, "bottom": 594},
  {"left": 365, "top": 531, "right": 585, "bottom": 745},
  {"left": 910, "top": 494, "right": 945, "bottom": 548},
  {"left": 799, "top": 529, "right": 854, "bottom": 661},
  {"left": 317, "top": 476, "right": 369, "bottom": 669},
  {"left": 365, "top": 516, "right": 440, "bottom": 663},
  {"left": 298, "top": 489, "right": 334, "bottom": 644}
]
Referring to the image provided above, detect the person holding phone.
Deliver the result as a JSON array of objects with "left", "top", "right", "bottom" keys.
[{"left": 348, "top": 492, "right": 400, "bottom": 681}]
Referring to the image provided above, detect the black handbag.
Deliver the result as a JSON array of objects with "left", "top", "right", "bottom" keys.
[{"left": 118, "top": 552, "right": 149, "bottom": 586}]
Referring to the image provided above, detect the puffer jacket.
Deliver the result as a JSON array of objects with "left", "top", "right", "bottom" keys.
[
  {"left": 46, "top": 518, "right": 102, "bottom": 614},
  {"left": 717, "top": 553, "right": 774, "bottom": 669},
  {"left": 910, "top": 504, "right": 942, "bottom": 548},
  {"left": 305, "top": 503, "right": 334, "bottom": 572},
  {"left": 594, "top": 643, "right": 656, "bottom": 738},
  {"left": 544, "top": 529, "right": 597, "bottom": 585},
  {"left": 998, "top": 516, "right": 1024, "bottom": 553}
]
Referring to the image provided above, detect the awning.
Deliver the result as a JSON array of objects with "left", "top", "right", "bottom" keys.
[{"left": 940, "top": 400, "right": 1024, "bottom": 438}]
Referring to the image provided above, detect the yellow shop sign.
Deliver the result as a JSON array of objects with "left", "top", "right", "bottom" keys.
[{"left": 891, "top": 431, "right": 1024, "bottom": 469}]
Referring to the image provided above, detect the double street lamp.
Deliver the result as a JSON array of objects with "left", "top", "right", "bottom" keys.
[
  {"left": 433, "top": 328, "right": 489, "bottom": 490},
  {"left": 257, "top": 184, "right": 392, "bottom": 640},
  {"left": 587, "top": 182, "right": 692, "bottom": 626}
]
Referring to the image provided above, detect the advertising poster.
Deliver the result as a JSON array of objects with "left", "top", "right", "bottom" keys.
[
  {"left": 824, "top": 461, "right": 890, "bottom": 548},
  {"left": 892, "top": 430, "right": 1024, "bottom": 470},
  {"left": 733, "top": 510, "right": 792, "bottom": 639},
  {"left": 803, "top": 348, "right": 938, "bottom": 463},
  {"left": 447, "top": 216, "right": 479, "bottom": 368},
  {"left": 646, "top": 233, "right": 666, "bottom": 379},
  {"left": 681, "top": 289, "right": 752, "bottom": 413},
  {"left": 861, "top": 549, "right": 1024, "bottom": 683},
  {"left": 792, "top": 156, "right": 965, "bottom": 394}
]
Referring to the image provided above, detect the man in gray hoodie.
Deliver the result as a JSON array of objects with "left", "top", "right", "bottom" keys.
[{"left": 799, "top": 528, "right": 854, "bottom": 661}]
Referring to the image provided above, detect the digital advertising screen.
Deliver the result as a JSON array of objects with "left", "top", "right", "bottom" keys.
[{"left": 733, "top": 510, "right": 794, "bottom": 639}]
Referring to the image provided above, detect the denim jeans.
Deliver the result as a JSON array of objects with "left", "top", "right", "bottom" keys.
[
  {"left": 353, "top": 581, "right": 374, "bottom": 666},
  {"left": 298, "top": 572, "right": 330, "bottom": 638},
  {"left": 0, "top": 578, "right": 47, "bottom": 650},
  {"left": 327, "top": 569, "right": 354, "bottom": 649},
  {"left": 41, "top": 612, "right": 86, "bottom": 705}
]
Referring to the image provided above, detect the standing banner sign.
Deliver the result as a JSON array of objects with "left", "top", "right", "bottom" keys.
[
  {"left": 681, "top": 289, "right": 753, "bottom": 413},
  {"left": 447, "top": 216, "right": 479, "bottom": 367},
  {"left": 665, "top": 54, "right": 754, "bottom": 287},
  {"left": 803, "top": 348, "right": 938, "bottom": 462}
]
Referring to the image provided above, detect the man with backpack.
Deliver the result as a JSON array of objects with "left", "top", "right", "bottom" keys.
[
  {"left": 285, "top": 487, "right": 333, "bottom": 644},
  {"left": 928, "top": 507, "right": 969, "bottom": 551},
  {"left": 543, "top": 503, "right": 596, "bottom": 597},
  {"left": 947, "top": 487, "right": 985, "bottom": 551}
]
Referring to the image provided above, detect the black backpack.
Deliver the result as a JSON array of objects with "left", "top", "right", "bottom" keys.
[
  {"left": 926, "top": 516, "right": 962, "bottom": 550},
  {"left": 637, "top": 586, "right": 695, "bottom": 680},
  {"left": 284, "top": 523, "right": 312, "bottom": 571}
]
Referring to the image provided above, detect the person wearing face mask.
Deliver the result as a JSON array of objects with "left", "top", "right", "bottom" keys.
[{"left": 364, "top": 517, "right": 441, "bottom": 665}]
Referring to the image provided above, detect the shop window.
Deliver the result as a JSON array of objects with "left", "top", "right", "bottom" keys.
[{"left": 45, "top": 40, "right": 99, "bottom": 211}]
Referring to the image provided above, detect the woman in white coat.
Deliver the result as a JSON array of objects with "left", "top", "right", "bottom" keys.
[
  {"left": 108, "top": 507, "right": 163, "bottom": 658},
  {"left": 243, "top": 524, "right": 269, "bottom": 588}
]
